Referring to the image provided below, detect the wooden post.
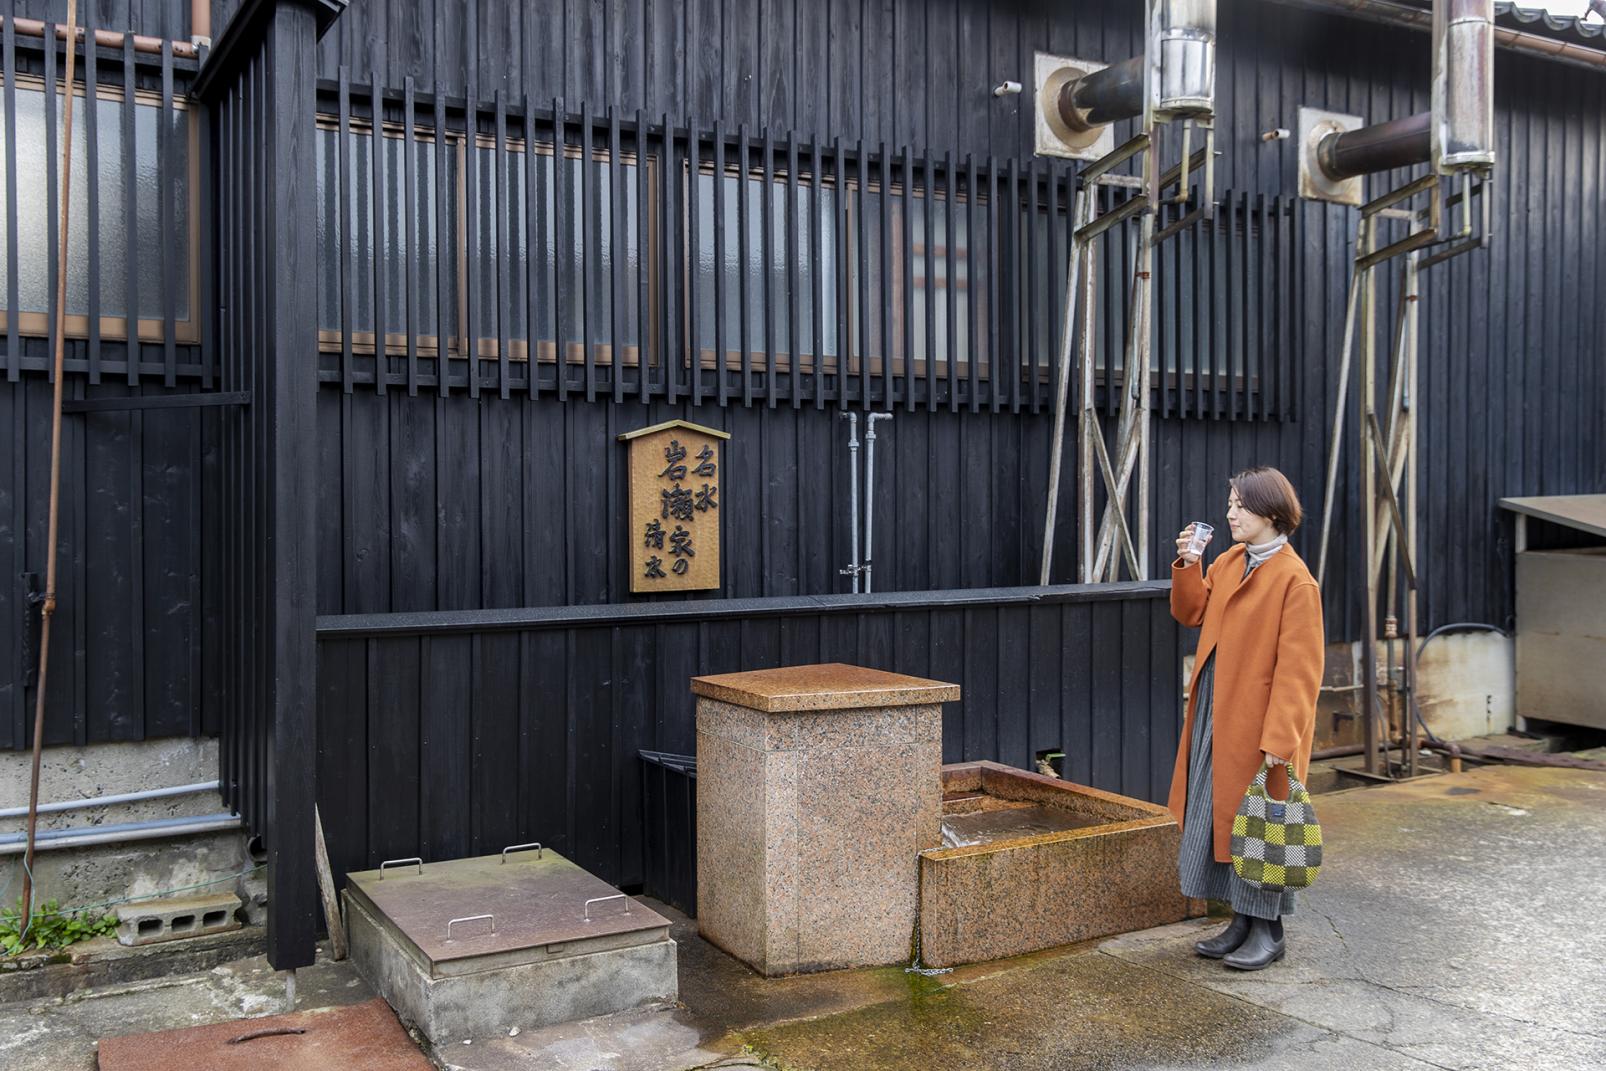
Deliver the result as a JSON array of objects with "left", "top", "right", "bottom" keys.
[{"left": 193, "top": 0, "right": 344, "bottom": 972}]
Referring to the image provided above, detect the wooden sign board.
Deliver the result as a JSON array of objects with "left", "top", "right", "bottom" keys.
[{"left": 620, "top": 420, "right": 729, "bottom": 594}]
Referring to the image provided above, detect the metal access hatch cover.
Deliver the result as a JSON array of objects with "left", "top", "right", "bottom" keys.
[{"left": 345, "top": 846, "right": 670, "bottom": 978}]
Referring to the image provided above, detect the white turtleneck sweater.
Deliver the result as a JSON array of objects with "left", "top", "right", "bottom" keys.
[{"left": 1245, "top": 532, "right": 1289, "bottom": 566}]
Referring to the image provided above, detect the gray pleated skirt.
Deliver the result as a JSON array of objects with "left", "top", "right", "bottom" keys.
[{"left": 1177, "top": 652, "right": 1297, "bottom": 920}]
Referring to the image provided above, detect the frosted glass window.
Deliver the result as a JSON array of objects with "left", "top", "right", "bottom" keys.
[
  {"left": 690, "top": 169, "right": 838, "bottom": 363},
  {"left": 0, "top": 79, "right": 193, "bottom": 331}
]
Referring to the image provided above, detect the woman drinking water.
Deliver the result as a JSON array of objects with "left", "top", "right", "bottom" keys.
[{"left": 1167, "top": 466, "right": 1325, "bottom": 970}]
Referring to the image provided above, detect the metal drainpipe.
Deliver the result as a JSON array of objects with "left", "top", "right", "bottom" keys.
[
  {"left": 840, "top": 413, "right": 861, "bottom": 592},
  {"left": 0, "top": 780, "right": 221, "bottom": 820},
  {"left": 0, "top": 813, "right": 242, "bottom": 855},
  {"left": 863, "top": 414, "right": 893, "bottom": 594}
]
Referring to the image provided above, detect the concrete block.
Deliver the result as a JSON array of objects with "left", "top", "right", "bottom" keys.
[
  {"left": 344, "top": 891, "right": 677, "bottom": 1041},
  {"left": 116, "top": 892, "right": 242, "bottom": 947}
]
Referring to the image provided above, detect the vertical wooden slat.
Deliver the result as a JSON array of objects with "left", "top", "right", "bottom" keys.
[
  {"left": 763, "top": 126, "right": 776, "bottom": 408},
  {"left": 524, "top": 96, "right": 540, "bottom": 399},
  {"left": 924, "top": 152, "right": 937, "bottom": 414},
  {"left": 120, "top": 37, "right": 137, "bottom": 384},
  {"left": 835, "top": 137, "right": 850, "bottom": 409},
  {"left": 987, "top": 157, "right": 999, "bottom": 415},
  {"left": 338, "top": 67, "right": 353, "bottom": 393},
  {"left": 1244, "top": 192, "right": 1257, "bottom": 421},
  {"left": 1207, "top": 196, "right": 1214, "bottom": 423},
  {"left": 403, "top": 77, "right": 418, "bottom": 396},
  {"left": 579, "top": 100, "right": 594, "bottom": 402},
  {"left": 879, "top": 143, "right": 892, "bottom": 409},
  {"left": 637, "top": 108, "right": 651, "bottom": 403},
  {"left": 737, "top": 124, "right": 752, "bottom": 406},
  {"left": 609, "top": 106, "right": 622, "bottom": 403},
  {"left": 161, "top": 42, "right": 176, "bottom": 385},
  {"left": 902, "top": 146, "right": 916, "bottom": 414},
  {"left": 370, "top": 73, "right": 388, "bottom": 396},
  {"left": 712, "top": 118, "right": 727, "bottom": 405},
  {"left": 1024, "top": 157, "right": 1037, "bottom": 415},
  {"left": 1226, "top": 192, "right": 1238, "bottom": 421},
  {"left": 465, "top": 92, "right": 481, "bottom": 398},
  {"left": 967, "top": 155, "right": 979, "bottom": 415},
  {"left": 197, "top": 47, "right": 214, "bottom": 390},
  {"left": 1279, "top": 199, "right": 1291, "bottom": 421},
  {"left": 44, "top": 23, "right": 58, "bottom": 388},
  {"left": 1045, "top": 162, "right": 1059, "bottom": 420},
  {"left": 1007, "top": 158, "right": 1021, "bottom": 415},
  {"left": 946, "top": 151, "right": 958, "bottom": 413},
  {"left": 687, "top": 117, "right": 702, "bottom": 406},
  {"left": 1, "top": 19, "right": 16, "bottom": 381},
  {"left": 432, "top": 0, "right": 449, "bottom": 396},
  {"left": 661, "top": 112, "right": 674, "bottom": 406},
  {"left": 856, "top": 139, "right": 870, "bottom": 409},
  {"left": 84, "top": 5, "right": 101, "bottom": 384},
  {"left": 495, "top": 91, "right": 510, "bottom": 399},
  {"left": 1192, "top": 196, "right": 1204, "bottom": 420},
  {"left": 810, "top": 138, "right": 824, "bottom": 410},
  {"left": 786, "top": 134, "right": 799, "bottom": 408},
  {"left": 553, "top": 98, "right": 568, "bottom": 402}
]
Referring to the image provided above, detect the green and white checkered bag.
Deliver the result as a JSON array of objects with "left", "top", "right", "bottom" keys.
[{"left": 1230, "top": 758, "right": 1323, "bottom": 892}]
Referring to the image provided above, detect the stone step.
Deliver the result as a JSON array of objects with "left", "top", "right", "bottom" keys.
[{"left": 116, "top": 892, "right": 242, "bottom": 947}]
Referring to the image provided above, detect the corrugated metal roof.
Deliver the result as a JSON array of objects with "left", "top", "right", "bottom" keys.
[{"left": 1496, "top": 3, "right": 1606, "bottom": 44}]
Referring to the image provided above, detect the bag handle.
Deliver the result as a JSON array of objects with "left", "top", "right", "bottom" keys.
[{"left": 1250, "top": 756, "right": 1310, "bottom": 805}]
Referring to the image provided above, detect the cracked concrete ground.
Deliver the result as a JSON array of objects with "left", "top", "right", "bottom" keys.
[{"left": 4, "top": 763, "right": 1602, "bottom": 1070}]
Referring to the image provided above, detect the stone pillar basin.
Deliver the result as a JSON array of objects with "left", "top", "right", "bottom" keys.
[{"left": 691, "top": 662, "right": 959, "bottom": 977}]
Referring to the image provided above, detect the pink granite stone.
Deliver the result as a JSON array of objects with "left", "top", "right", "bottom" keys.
[
  {"left": 694, "top": 664, "right": 955, "bottom": 977},
  {"left": 918, "top": 761, "right": 1204, "bottom": 969}
]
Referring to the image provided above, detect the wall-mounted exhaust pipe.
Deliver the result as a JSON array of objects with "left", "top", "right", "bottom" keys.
[
  {"left": 1317, "top": 111, "right": 1430, "bottom": 182},
  {"left": 1307, "top": 0, "right": 1493, "bottom": 191},
  {"left": 1039, "top": 0, "right": 1217, "bottom": 158},
  {"left": 1056, "top": 55, "right": 1146, "bottom": 132}
]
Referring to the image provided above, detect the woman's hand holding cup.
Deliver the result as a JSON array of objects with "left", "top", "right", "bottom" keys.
[{"left": 1175, "top": 521, "right": 1213, "bottom": 565}]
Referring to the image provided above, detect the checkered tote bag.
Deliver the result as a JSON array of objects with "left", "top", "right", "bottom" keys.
[{"left": 1230, "top": 759, "right": 1323, "bottom": 892}]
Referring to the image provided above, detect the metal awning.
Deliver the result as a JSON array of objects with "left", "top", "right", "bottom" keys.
[{"left": 1499, "top": 495, "right": 1606, "bottom": 540}]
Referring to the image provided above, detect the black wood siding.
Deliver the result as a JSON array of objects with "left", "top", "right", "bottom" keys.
[
  {"left": 295, "top": 0, "right": 1604, "bottom": 647},
  {"left": 313, "top": 584, "right": 1184, "bottom": 895}
]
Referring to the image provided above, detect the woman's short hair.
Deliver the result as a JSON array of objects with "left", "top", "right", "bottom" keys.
[{"left": 1230, "top": 466, "right": 1304, "bottom": 535}]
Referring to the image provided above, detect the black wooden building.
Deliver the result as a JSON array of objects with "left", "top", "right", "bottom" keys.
[{"left": 2, "top": 0, "right": 1602, "bottom": 965}]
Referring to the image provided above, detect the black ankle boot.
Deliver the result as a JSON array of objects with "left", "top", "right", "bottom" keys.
[
  {"left": 1223, "top": 915, "right": 1286, "bottom": 970},
  {"left": 1193, "top": 912, "right": 1252, "bottom": 958}
]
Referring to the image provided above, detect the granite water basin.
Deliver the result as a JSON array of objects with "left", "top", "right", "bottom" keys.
[{"left": 919, "top": 761, "right": 1203, "bottom": 968}]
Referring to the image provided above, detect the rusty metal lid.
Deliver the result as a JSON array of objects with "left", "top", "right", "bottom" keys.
[{"left": 346, "top": 848, "right": 670, "bottom": 971}]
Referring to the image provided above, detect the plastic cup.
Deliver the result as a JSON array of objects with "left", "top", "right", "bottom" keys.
[{"left": 1185, "top": 522, "right": 1214, "bottom": 558}]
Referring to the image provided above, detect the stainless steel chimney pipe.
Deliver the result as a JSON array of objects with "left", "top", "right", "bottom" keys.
[
  {"left": 1152, "top": 0, "right": 1217, "bottom": 116},
  {"left": 1434, "top": 0, "right": 1495, "bottom": 170}
]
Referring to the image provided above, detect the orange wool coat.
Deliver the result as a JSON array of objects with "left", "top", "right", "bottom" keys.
[{"left": 1167, "top": 542, "right": 1325, "bottom": 863}]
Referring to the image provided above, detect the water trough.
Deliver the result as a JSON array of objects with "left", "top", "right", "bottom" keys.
[{"left": 920, "top": 761, "right": 1202, "bottom": 969}]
